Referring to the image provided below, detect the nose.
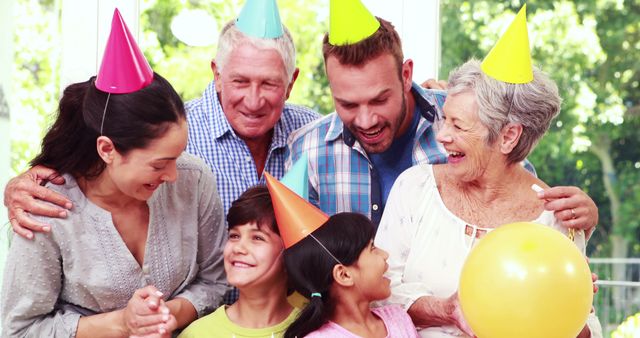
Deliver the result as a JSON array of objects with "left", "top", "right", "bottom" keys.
[
  {"left": 380, "top": 248, "right": 390, "bottom": 260},
  {"left": 232, "top": 239, "right": 248, "bottom": 254},
  {"left": 244, "top": 84, "right": 265, "bottom": 111},
  {"left": 161, "top": 163, "right": 178, "bottom": 183},
  {"left": 435, "top": 120, "right": 452, "bottom": 144},
  {"left": 353, "top": 106, "right": 378, "bottom": 130}
]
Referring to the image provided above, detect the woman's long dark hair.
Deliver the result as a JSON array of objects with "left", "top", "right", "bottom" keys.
[
  {"left": 283, "top": 212, "right": 375, "bottom": 338},
  {"left": 30, "top": 72, "right": 185, "bottom": 178}
]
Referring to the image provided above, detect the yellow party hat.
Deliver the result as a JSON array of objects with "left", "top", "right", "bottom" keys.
[
  {"left": 329, "top": 0, "right": 380, "bottom": 46},
  {"left": 481, "top": 4, "right": 533, "bottom": 84}
]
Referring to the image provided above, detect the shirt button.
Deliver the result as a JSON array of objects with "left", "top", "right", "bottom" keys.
[
  {"left": 142, "top": 265, "right": 150, "bottom": 274},
  {"left": 372, "top": 204, "right": 379, "bottom": 211},
  {"left": 245, "top": 156, "right": 252, "bottom": 162}
]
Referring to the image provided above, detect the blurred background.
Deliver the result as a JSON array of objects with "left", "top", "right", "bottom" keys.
[{"left": 0, "top": 0, "right": 638, "bottom": 335}]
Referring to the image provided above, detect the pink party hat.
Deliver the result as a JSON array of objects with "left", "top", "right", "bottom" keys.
[{"left": 95, "top": 8, "right": 153, "bottom": 94}]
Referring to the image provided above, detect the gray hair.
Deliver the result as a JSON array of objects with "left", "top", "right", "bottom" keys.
[
  {"left": 447, "top": 59, "right": 561, "bottom": 164},
  {"left": 215, "top": 20, "right": 296, "bottom": 83}
]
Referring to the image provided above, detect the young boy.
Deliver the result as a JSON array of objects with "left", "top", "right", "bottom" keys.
[{"left": 179, "top": 186, "right": 297, "bottom": 337}]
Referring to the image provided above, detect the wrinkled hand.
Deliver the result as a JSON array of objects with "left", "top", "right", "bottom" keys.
[
  {"left": 122, "top": 286, "right": 176, "bottom": 337},
  {"left": 536, "top": 186, "right": 598, "bottom": 231},
  {"left": 4, "top": 165, "right": 71, "bottom": 239},
  {"left": 421, "top": 79, "right": 448, "bottom": 90},
  {"left": 587, "top": 257, "right": 599, "bottom": 294},
  {"left": 446, "top": 292, "right": 475, "bottom": 337}
]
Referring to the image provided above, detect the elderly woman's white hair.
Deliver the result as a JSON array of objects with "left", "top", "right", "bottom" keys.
[
  {"left": 214, "top": 20, "right": 297, "bottom": 83},
  {"left": 447, "top": 59, "right": 562, "bottom": 164}
]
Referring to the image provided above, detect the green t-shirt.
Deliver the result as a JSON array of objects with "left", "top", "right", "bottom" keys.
[{"left": 178, "top": 305, "right": 300, "bottom": 338}]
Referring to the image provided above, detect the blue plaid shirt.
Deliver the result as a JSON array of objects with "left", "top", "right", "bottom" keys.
[
  {"left": 185, "top": 81, "right": 320, "bottom": 216},
  {"left": 185, "top": 81, "right": 320, "bottom": 305},
  {"left": 286, "top": 84, "right": 448, "bottom": 226}
]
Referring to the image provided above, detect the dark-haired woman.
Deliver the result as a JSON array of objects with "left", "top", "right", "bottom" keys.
[
  {"left": 283, "top": 212, "right": 419, "bottom": 338},
  {"left": 1, "top": 74, "right": 227, "bottom": 337}
]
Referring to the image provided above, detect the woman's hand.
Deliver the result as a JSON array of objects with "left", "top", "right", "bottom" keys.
[
  {"left": 122, "top": 286, "right": 176, "bottom": 336},
  {"left": 129, "top": 307, "right": 177, "bottom": 338},
  {"left": 445, "top": 292, "right": 475, "bottom": 337},
  {"left": 536, "top": 186, "right": 598, "bottom": 231},
  {"left": 408, "top": 293, "right": 475, "bottom": 337}
]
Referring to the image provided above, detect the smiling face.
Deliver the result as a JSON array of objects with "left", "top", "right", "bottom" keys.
[
  {"left": 214, "top": 43, "right": 295, "bottom": 143},
  {"left": 349, "top": 240, "right": 391, "bottom": 301},
  {"left": 223, "top": 222, "right": 285, "bottom": 290},
  {"left": 105, "top": 119, "right": 188, "bottom": 201},
  {"left": 326, "top": 53, "right": 413, "bottom": 154},
  {"left": 436, "top": 91, "right": 500, "bottom": 182}
]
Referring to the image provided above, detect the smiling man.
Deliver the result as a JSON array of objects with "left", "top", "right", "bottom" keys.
[
  {"left": 4, "top": 0, "right": 319, "bottom": 238},
  {"left": 184, "top": 17, "right": 318, "bottom": 215},
  {"left": 3, "top": 1, "right": 319, "bottom": 307},
  {"left": 286, "top": 0, "right": 599, "bottom": 232}
]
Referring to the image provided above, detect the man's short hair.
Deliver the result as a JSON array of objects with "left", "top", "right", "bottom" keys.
[
  {"left": 215, "top": 20, "right": 297, "bottom": 83},
  {"left": 322, "top": 17, "right": 404, "bottom": 77}
]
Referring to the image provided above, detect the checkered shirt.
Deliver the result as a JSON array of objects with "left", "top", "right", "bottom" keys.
[{"left": 286, "top": 84, "right": 449, "bottom": 225}]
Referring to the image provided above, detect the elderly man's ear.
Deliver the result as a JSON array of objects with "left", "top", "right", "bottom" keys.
[
  {"left": 285, "top": 68, "right": 300, "bottom": 100},
  {"left": 211, "top": 60, "right": 222, "bottom": 93},
  {"left": 500, "top": 123, "right": 523, "bottom": 155}
]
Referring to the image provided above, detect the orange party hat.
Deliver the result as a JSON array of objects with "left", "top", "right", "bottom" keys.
[{"left": 265, "top": 172, "right": 328, "bottom": 249}]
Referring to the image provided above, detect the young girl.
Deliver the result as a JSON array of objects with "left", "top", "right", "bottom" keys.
[
  {"left": 283, "top": 212, "right": 419, "bottom": 338},
  {"left": 179, "top": 186, "right": 298, "bottom": 338}
]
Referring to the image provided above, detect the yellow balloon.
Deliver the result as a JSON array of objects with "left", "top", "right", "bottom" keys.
[{"left": 459, "top": 222, "right": 593, "bottom": 338}]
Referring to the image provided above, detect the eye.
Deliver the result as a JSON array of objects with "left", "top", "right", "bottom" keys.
[
  {"left": 340, "top": 102, "right": 357, "bottom": 110},
  {"left": 371, "top": 98, "right": 388, "bottom": 105},
  {"left": 253, "top": 235, "right": 266, "bottom": 241},
  {"left": 263, "top": 81, "right": 278, "bottom": 89},
  {"left": 228, "top": 232, "right": 240, "bottom": 240}
]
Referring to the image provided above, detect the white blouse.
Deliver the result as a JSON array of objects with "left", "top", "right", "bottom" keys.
[{"left": 375, "top": 164, "right": 601, "bottom": 338}]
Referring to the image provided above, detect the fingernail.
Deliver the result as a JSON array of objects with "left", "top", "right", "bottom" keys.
[
  {"left": 155, "top": 290, "right": 163, "bottom": 297},
  {"left": 159, "top": 327, "right": 166, "bottom": 334},
  {"left": 161, "top": 307, "right": 170, "bottom": 314},
  {"left": 42, "top": 226, "right": 51, "bottom": 232},
  {"left": 59, "top": 210, "right": 67, "bottom": 218},
  {"left": 148, "top": 300, "right": 157, "bottom": 307},
  {"left": 26, "top": 233, "right": 33, "bottom": 239},
  {"left": 162, "top": 314, "right": 169, "bottom": 321},
  {"left": 65, "top": 202, "right": 72, "bottom": 209}
]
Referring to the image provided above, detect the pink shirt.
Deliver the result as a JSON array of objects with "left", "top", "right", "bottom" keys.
[{"left": 305, "top": 305, "right": 419, "bottom": 338}]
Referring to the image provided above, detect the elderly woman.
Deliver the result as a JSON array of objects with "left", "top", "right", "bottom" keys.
[{"left": 375, "top": 59, "right": 602, "bottom": 338}]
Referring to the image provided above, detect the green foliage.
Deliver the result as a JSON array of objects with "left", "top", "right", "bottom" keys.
[
  {"left": 612, "top": 312, "right": 640, "bottom": 338},
  {"left": 10, "top": 0, "right": 60, "bottom": 176},
  {"left": 139, "top": 0, "right": 333, "bottom": 114}
]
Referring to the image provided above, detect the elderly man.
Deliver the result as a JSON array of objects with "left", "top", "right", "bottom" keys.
[
  {"left": 286, "top": 0, "right": 599, "bottom": 230},
  {"left": 4, "top": 1, "right": 319, "bottom": 238}
]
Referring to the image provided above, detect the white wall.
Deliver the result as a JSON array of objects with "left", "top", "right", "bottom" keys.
[
  {"left": 0, "top": 0, "right": 15, "bottom": 301},
  {"left": 0, "top": 0, "right": 14, "bottom": 232},
  {"left": 363, "top": 0, "right": 441, "bottom": 82}
]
